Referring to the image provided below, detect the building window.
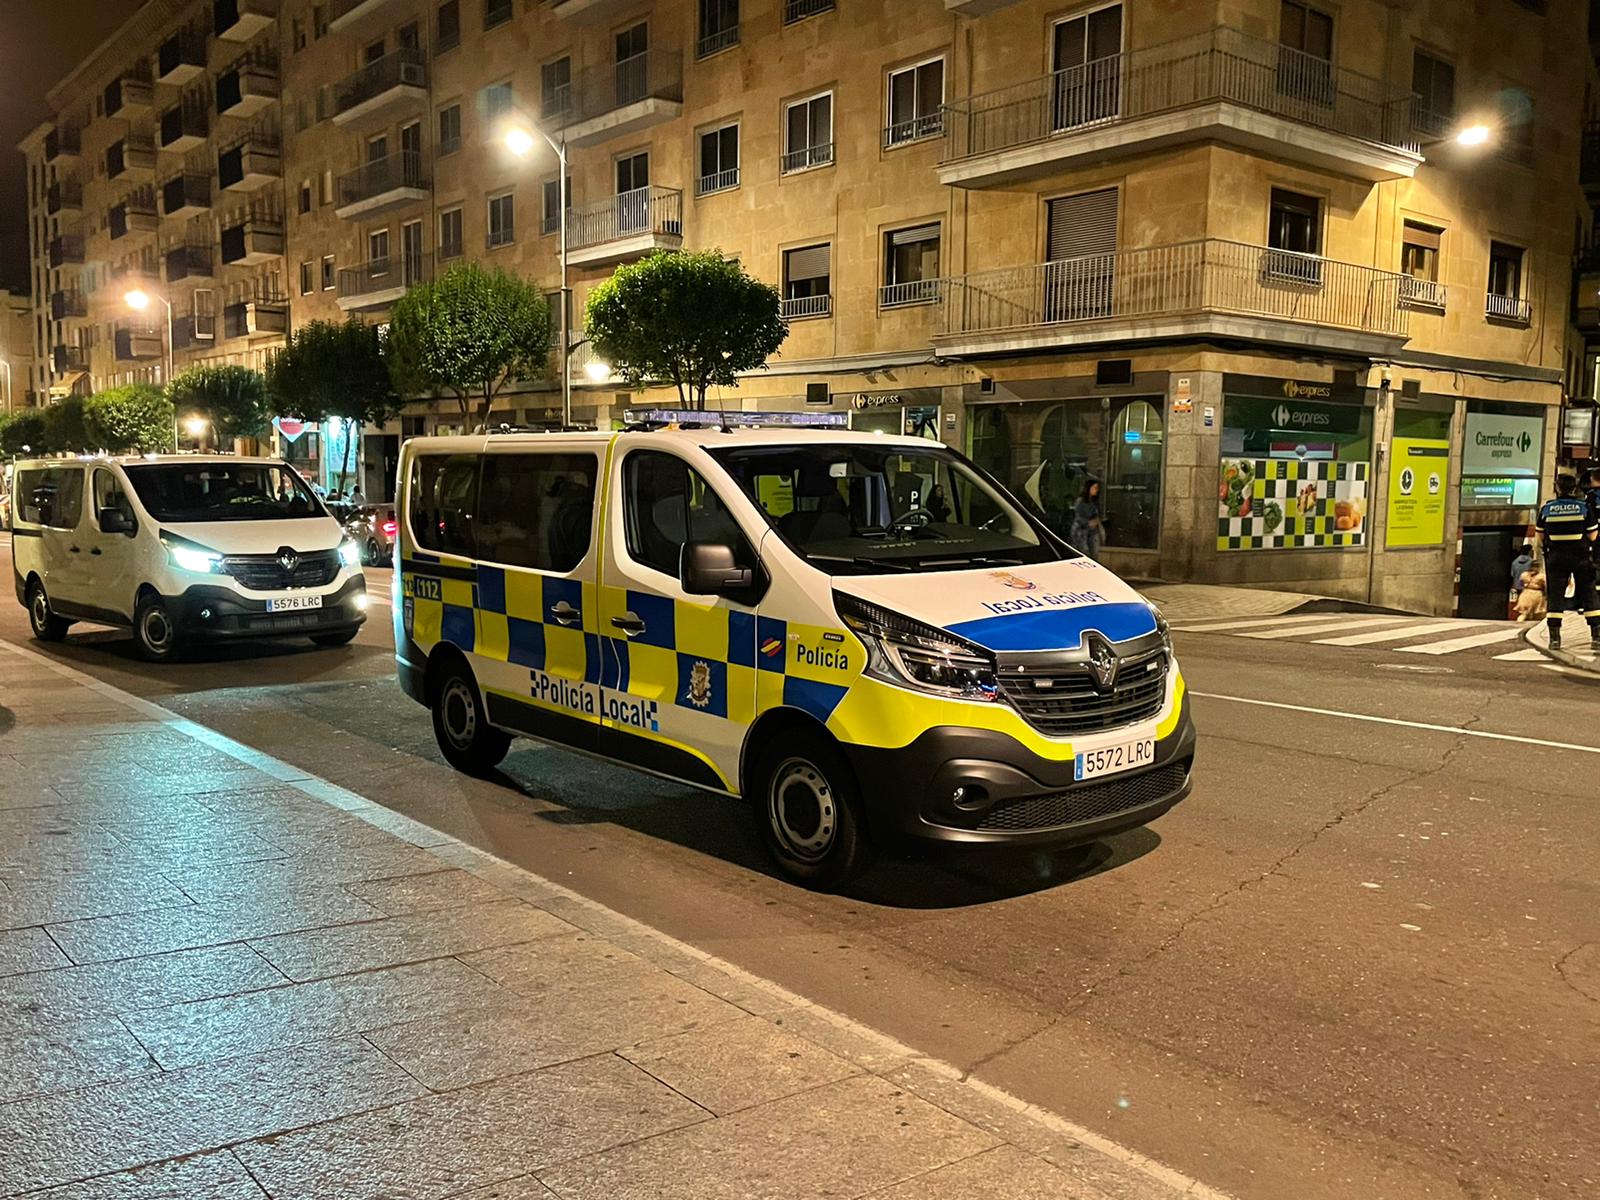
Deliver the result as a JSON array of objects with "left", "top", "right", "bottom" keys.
[
  {"left": 437, "top": 0, "right": 461, "bottom": 51},
  {"left": 885, "top": 58, "right": 944, "bottom": 147},
  {"left": 321, "top": 254, "right": 335, "bottom": 290},
  {"left": 698, "top": 0, "right": 739, "bottom": 58},
  {"left": 434, "top": 103, "right": 462, "bottom": 156},
  {"left": 781, "top": 243, "right": 831, "bottom": 318},
  {"left": 299, "top": 181, "right": 313, "bottom": 214},
  {"left": 299, "top": 261, "right": 314, "bottom": 296},
  {"left": 1278, "top": 0, "right": 1334, "bottom": 104},
  {"left": 313, "top": 4, "right": 328, "bottom": 37},
  {"left": 369, "top": 229, "right": 391, "bottom": 269},
  {"left": 541, "top": 177, "right": 570, "bottom": 235},
  {"left": 488, "top": 191, "right": 514, "bottom": 247},
  {"left": 292, "top": 17, "right": 306, "bottom": 51},
  {"left": 541, "top": 57, "right": 571, "bottom": 119},
  {"left": 364, "top": 37, "right": 386, "bottom": 65},
  {"left": 1411, "top": 49, "right": 1455, "bottom": 138},
  {"left": 439, "top": 207, "right": 464, "bottom": 259},
  {"left": 484, "top": 81, "right": 514, "bottom": 126},
  {"left": 881, "top": 223, "right": 941, "bottom": 306},
  {"left": 615, "top": 23, "right": 649, "bottom": 106},
  {"left": 1399, "top": 221, "right": 1445, "bottom": 310},
  {"left": 1265, "top": 188, "right": 1323, "bottom": 283},
  {"left": 399, "top": 20, "right": 420, "bottom": 51},
  {"left": 1487, "top": 241, "right": 1529, "bottom": 321},
  {"left": 697, "top": 122, "right": 740, "bottom": 195},
  {"left": 485, "top": 0, "right": 512, "bottom": 30},
  {"left": 782, "top": 92, "right": 834, "bottom": 174}
]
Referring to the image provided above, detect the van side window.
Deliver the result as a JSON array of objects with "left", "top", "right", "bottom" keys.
[
  {"left": 477, "top": 452, "right": 597, "bottom": 573},
  {"left": 623, "top": 451, "right": 751, "bottom": 578},
  {"left": 92, "top": 469, "right": 134, "bottom": 526},
  {"left": 16, "top": 467, "right": 84, "bottom": 529},
  {"left": 409, "top": 454, "right": 479, "bottom": 557}
]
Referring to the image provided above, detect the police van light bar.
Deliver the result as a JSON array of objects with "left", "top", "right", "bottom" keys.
[{"left": 625, "top": 408, "right": 849, "bottom": 429}]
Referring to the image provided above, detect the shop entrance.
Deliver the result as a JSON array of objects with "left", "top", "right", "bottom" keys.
[
  {"left": 850, "top": 404, "right": 940, "bottom": 440},
  {"left": 1459, "top": 527, "right": 1521, "bottom": 619}
]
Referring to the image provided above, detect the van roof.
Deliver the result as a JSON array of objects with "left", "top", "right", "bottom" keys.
[
  {"left": 409, "top": 427, "right": 941, "bottom": 453},
  {"left": 11, "top": 453, "right": 291, "bottom": 469}
]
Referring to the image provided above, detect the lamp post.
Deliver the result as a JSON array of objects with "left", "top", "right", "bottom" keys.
[
  {"left": 0, "top": 359, "right": 11, "bottom": 412},
  {"left": 505, "top": 121, "right": 572, "bottom": 427},
  {"left": 125, "top": 287, "right": 177, "bottom": 450}
]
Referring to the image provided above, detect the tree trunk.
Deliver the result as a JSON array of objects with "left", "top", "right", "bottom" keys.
[{"left": 339, "top": 420, "right": 357, "bottom": 494}]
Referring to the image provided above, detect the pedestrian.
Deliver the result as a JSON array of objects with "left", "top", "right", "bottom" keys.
[
  {"left": 1536, "top": 474, "right": 1600, "bottom": 651},
  {"left": 1587, "top": 468, "right": 1600, "bottom": 523},
  {"left": 349, "top": 484, "right": 366, "bottom": 506},
  {"left": 1070, "top": 478, "right": 1104, "bottom": 562},
  {"left": 1515, "top": 568, "right": 1547, "bottom": 621},
  {"left": 1509, "top": 542, "right": 1534, "bottom": 594}
]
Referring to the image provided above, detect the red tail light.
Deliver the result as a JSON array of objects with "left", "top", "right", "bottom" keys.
[{"left": 381, "top": 520, "right": 398, "bottom": 537}]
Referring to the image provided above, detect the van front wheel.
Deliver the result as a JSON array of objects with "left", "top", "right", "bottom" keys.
[
  {"left": 26, "top": 582, "right": 70, "bottom": 643},
  {"left": 132, "top": 594, "right": 181, "bottom": 662},
  {"left": 749, "top": 730, "right": 870, "bottom": 891},
  {"left": 431, "top": 661, "right": 511, "bottom": 776}
]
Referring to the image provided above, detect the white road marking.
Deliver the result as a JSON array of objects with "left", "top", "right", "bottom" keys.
[
  {"left": 1239, "top": 616, "right": 1417, "bottom": 640},
  {"left": 1394, "top": 627, "right": 1523, "bottom": 655},
  {"left": 1193, "top": 690, "right": 1600, "bottom": 755},
  {"left": 1494, "top": 648, "right": 1548, "bottom": 661},
  {"left": 1171, "top": 613, "right": 1398, "bottom": 633},
  {"left": 1313, "top": 621, "right": 1473, "bottom": 647}
]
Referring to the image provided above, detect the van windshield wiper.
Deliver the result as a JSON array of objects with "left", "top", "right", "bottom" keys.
[{"left": 807, "top": 554, "right": 917, "bottom": 573}]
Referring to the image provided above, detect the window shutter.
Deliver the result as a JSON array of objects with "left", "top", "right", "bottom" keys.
[
  {"left": 1404, "top": 222, "right": 1441, "bottom": 251},
  {"left": 891, "top": 223, "right": 940, "bottom": 247},
  {"left": 786, "top": 243, "right": 830, "bottom": 281},
  {"left": 1046, "top": 187, "right": 1117, "bottom": 261}
]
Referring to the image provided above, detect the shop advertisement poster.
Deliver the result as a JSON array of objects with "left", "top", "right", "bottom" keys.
[
  {"left": 1386, "top": 437, "right": 1450, "bottom": 547},
  {"left": 1462, "top": 412, "right": 1542, "bottom": 477},
  {"left": 1218, "top": 458, "right": 1369, "bottom": 551}
]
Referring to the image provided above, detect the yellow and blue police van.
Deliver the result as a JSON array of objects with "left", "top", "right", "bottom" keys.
[{"left": 394, "top": 413, "right": 1194, "bottom": 888}]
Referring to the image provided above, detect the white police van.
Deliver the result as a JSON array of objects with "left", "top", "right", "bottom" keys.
[{"left": 395, "top": 413, "right": 1194, "bottom": 888}]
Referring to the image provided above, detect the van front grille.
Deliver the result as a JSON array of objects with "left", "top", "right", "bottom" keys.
[
  {"left": 997, "top": 651, "right": 1167, "bottom": 736},
  {"left": 976, "top": 762, "right": 1188, "bottom": 832},
  {"left": 220, "top": 550, "right": 340, "bottom": 591}
]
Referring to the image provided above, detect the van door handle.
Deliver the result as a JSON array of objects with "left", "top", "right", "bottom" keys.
[
  {"left": 89, "top": 548, "right": 101, "bottom": 556},
  {"left": 610, "top": 613, "right": 646, "bottom": 637},
  {"left": 68, "top": 546, "right": 81, "bottom": 553},
  {"left": 548, "top": 600, "right": 581, "bottom": 626}
]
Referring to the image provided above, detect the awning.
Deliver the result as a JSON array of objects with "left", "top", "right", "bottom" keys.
[{"left": 48, "top": 371, "right": 86, "bottom": 398}]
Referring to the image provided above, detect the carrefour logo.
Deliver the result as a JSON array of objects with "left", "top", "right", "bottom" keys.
[
  {"left": 1518, "top": 431, "right": 1533, "bottom": 453},
  {"left": 1272, "top": 402, "right": 1333, "bottom": 429}
]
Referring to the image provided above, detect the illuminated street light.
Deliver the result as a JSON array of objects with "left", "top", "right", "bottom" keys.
[
  {"left": 584, "top": 359, "right": 612, "bottom": 384},
  {"left": 182, "top": 415, "right": 209, "bottom": 439},
  {"left": 125, "top": 288, "right": 177, "bottom": 448},
  {"left": 504, "top": 126, "right": 537, "bottom": 158},
  {"left": 504, "top": 122, "right": 572, "bottom": 426},
  {"left": 124, "top": 288, "right": 152, "bottom": 311},
  {"left": 1456, "top": 124, "right": 1491, "bottom": 146}
]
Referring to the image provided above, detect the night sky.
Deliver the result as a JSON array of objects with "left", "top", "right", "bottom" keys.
[{"left": 0, "top": 0, "right": 145, "bottom": 293}]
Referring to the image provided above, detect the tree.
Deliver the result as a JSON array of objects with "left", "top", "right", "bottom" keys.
[
  {"left": 386, "top": 262, "right": 553, "bottom": 428},
  {"left": 85, "top": 385, "right": 174, "bottom": 453},
  {"left": 42, "top": 395, "right": 92, "bottom": 452},
  {"left": 0, "top": 409, "right": 47, "bottom": 456},
  {"left": 584, "top": 250, "right": 787, "bottom": 410},
  {"left": 167, "top": 364, "right": 268, "bottom": 445},
  {"left": 267, "top": 320, "right": 400, "bottom": 491}
]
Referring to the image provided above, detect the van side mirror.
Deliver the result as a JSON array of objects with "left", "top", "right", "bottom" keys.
[
  {"left": 99, "top": 507, "right": 135, "bottom": 536},
  {"left": 681, "top": 542, "right": 755, "bottom": 598}
]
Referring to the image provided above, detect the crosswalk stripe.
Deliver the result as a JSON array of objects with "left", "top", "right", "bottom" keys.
[
  {"left": 1171, "top": 613, "right": 1398, "bottom": 633},
  {"left": 1313, "top": 621, "right": 1475, "bottom": 647},
  {"left": 1395, "top": 627, "right": 1523, "bottom": 655},
  {"left": 1495, "top": 648, "right": 1548, "bottom": 661},
  {"left": 1239, "top": 616, "right": 1418, "bottom": 640}
]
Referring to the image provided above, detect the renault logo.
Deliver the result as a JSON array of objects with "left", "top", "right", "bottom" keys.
[
  {"left": 1085, "top": 632, "right": 1118, "bottom": 691},
  {"left": 277, "top": 549, "right": 300, "bottom": 574}
]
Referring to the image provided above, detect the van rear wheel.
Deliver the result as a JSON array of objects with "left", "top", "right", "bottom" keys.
[
  {"left": 431, "top": 660, "right": 511, "bottom": 776},
  {"left": 26, "top": 582, "right": 70, "bottom": 643},
  {"left": 748, "top": 729, "right": 870, "bottom": 891}
]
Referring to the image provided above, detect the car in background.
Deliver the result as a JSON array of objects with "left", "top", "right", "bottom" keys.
[{"left": 343, "top": 504, "right": 397, "bottom": 565}]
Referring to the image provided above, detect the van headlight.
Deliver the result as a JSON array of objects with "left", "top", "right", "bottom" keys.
[
  {"left": 1152, "top": 605, "right": 1173, "bottom": 658},
  {"left": 160, "top": 531, "right": 222, "bottom": 574},
  {"left": 338, "top": 539, "right": 362, "bottom": 569},
  {"left": 834, "top": 591, "right": 999, "bottom": 701}
]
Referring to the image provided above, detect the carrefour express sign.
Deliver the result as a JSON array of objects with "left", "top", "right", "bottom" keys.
[{"left": 1462, "top": 412, "right": 1543, "bottom": 478}]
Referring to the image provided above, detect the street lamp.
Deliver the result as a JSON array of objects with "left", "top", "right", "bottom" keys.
[
  {"left": 504, "top": 120, "right": 572, "bottom": 427},
  {"left": 583, "top": 359, "right": 612, "bottom": 384},
  {"left": 1455, "top": 123, "right": 1492, "bottom": 147},
  {"left": 125, "top": 287, "right": 177, "bottom": 449}
]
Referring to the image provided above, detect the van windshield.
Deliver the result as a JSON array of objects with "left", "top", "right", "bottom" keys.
[
  {"left": 708, "top": 443, "right": 1073, "bottom": 574},
  {"left": 123, "top": 462, "right": 324, "bottom": 523}
]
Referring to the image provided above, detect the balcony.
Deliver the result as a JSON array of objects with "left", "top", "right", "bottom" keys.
[
  {"left": 53, "top": 345, "right": 87, "bottom": 374},
  {"left": 933, "top": 239, "right": 1411, "bottom": 359},
  {"left": 159, "top": 103, "right": 209, "bottom": 154},
  {"left": 216, "top": 59, "right": 280, "bottom": 118},
  {"left": 696, "top": 22, "right": 739, "bottom": 58},
  {"left": 547, "top": 0, "right": 636, "bottom": 23},
  {"left": 330, "top": 49, "right": 428, "bottom": 130},
  {"left": 780, "top": 295, "right": 831, "bottom": 320},
  {"left": 1398, "top": 276, "right": 1447, "bottom": 313},
  {"left": 48, "top": 236, "right": 85, "bottom": 268},
  {"left": 220, "top": 215, "right": 285, "bottom": 265},
  {"left": 335, "top": 151, "right": 427, "bottom": 219},
  {"left": 46, "top": 181, "right": 83, "bottom": 216},
  {"left": 337, "top": 254, "right": 430, "bottom": 311},
  {"left": 215, "top": 0, "right": 277, "bottom": 41},
  {"left": 165, "top": 242, "right": 215, "bottom": 282},
  {"left": 940, "top": 28, "right": 1422, "bottom": 188},
  {"left": 44, "top": 126, "right": 82, "bottom": 164},
  {"left": 105, "top": 75, "right": 154, "bottom": 117},
  {"left": 113, "top": 263, "right": 163, "bottom": 292},
  {"left": 115, "top": 320, "right": 166, "bottom": 362},
  {"left": 1485, "top": 293, "right": 1533, "bottom": 326},
  {"left": 223, "top": 297, "right": 288, "bottom": 339},
  {"left": 50, "top": 290, "right": 88, "bottom": 321},
  {"left": 106, "top": 136, "right": 157, "bottom": 182},
  {"left": 1582, "top": 121, "right": 1600, "bottom": 196},
  {"left": 781, "top": 143, "right": 834, "bottom": 174},
  {"left": 556, "top": 50, "right": 682, "bottom": 146},
  {"left": 162, "top": 172, "right": 211, "bottom": 219},
  {"left": 218, "top": 134, "right": 282, "bottom": 192},
  {"left": 566, "top": 186, "right": 683, "bottom": 266},
  {"left": 329, "top": 0, "right": 404, "bottom": 35},
  {"left": 109, "top": 197, "right": 159, "bottom": 243},
  {"left": 783, "top": 0, "right": 834, "bottom": 22},
  {"left": 175, "top": 306, "right": 217, "bottom": 345},
  {"left": 156, "top": 32, "right": 206, "bottom": 86},
  {"left": 696, "top": 167, "right": 740, "bottom": 196},
  {"left": 945, "top": 0, "right": 1023, "bottom": 11}
]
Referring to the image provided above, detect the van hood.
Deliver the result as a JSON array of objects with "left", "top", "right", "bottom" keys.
[
  {"left": 835, "top": 557, "right": 1158, "bottom": 653},
  {"left": 159, "top": 518, "right": 344, "bottom": 556}
]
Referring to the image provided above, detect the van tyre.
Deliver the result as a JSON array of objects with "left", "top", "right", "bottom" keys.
[
  {"left": 132, "top": 594, "right": 181, "bottom": 662},
  {"left": 431, "top": 661, "right": 511, "bottom": 776},
  {"left": 364, "top": 538, "right": 380, "bottom": 566},
  {"left": 26, "top": 582, "right": 70, "bottom": 643},
  {"left": 749, "top": 730, "right": 871, "bottom": 890}
]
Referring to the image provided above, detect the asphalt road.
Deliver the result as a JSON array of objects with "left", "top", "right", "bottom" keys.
[{"left": 3, "top": 553, "right": 1597, "bottom": 1200}]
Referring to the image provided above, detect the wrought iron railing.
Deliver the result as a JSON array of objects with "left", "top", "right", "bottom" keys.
[
  {"left": 337, "top": 150, "right": 427, "bottom": 207},
  {"left": 1485, "top": 293, "right": 1532, "bottom": 324},
  {"left": 783, "top": 0, "right": 834, "bottom": 23},
  {"left": 884, "top": 112, "right": 943, "bottom": 148},
  {"left": 566, "top": 187, "right": 682, "bottom": 251},
  {"left": 696, "top": 167, "right": 740, "bottom": 196},
  {"left": 331, "top": 48, "right": 428, "bottom": 117},
  {"left": 1398, "top": 276, "right": 1447, "bottom": 311},
  {"left": 781, "top": 142, "right": 834, "bottom": 173},
  {"left": 781, "top": 294, "right": 831, "bottom": 319},
  {"left": 697, "top": 23, "right": 740, "bottom": 58},
  {"left": 557, "top": 50, "right": 681, "bottom": 128},
  {"left": 880, "top": 279, "right": 945, "bottom": 308},
  {"left": 339, "top": 253, "right": 430, "bottom": 299}
]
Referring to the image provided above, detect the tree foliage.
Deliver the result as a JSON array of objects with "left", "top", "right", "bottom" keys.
[
  {"left": 167, "top": 365, "right": 269, "bottom": 443},
  {"left": 387, "top": 262, "right": 553, "bottom": 427},
  {"left": 267, "top": 319, "right": 400, "bottom": 490},
  {"left": 0, "top": 409, "right": 48, "bottom": 456},
  {"left": 584, "top": 250, "right": 787, "bottom": 409},
  {"left": 41, "top": 395, "right": 92, "bottom": 452},
  {"left": 85, "top": 385, "right": 174, "bottom": 453}
]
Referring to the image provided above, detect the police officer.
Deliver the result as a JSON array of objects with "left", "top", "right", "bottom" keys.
[{"left": 1537, "top": 474, "right": 1600, "bottom": 651}]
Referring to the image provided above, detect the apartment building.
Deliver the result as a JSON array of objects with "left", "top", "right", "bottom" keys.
[
  {"left": 0, "top": 290, "right": 36, "bottom": 411},
  {"left": 18, "top": 0, "right": 290, "bottom": 409},
  {"left": 19, "top": 0, "right": 1590, "bottom": 611}
]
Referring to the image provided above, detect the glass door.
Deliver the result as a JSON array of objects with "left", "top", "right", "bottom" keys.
[{"left": 1052, "top": 4, "right": 1122, "bottom": 131}]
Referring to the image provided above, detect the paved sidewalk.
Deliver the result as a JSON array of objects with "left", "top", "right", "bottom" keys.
[
  {"left": 0, "top": 643, "right": 1226, "bottom": 1200},
  {"left": 1524, "top": 610, "right": 1600, "bottom": 676},
  {"left": 1139, "top": 582, "right": 1396, "bottom": 622}
]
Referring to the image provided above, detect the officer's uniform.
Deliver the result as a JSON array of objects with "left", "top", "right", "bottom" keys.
[{"left": 1537, "top": 489, "right": 1600, "bottom": 643}]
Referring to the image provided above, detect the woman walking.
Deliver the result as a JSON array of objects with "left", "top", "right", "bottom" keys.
[{"left": 1070, "top": 478, "right": 1104, "bottom": 561}]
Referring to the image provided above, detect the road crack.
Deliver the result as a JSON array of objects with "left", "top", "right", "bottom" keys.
[{"left": 1554, "top": 942, "right": 1599, "bottom": 1004}]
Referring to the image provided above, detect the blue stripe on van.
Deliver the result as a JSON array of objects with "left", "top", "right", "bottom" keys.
[{"left": 946, "top": 602, "right": 1157, "bottom": 652}]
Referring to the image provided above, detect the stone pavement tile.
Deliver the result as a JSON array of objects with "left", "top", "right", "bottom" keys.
[
  {"left": 0, "top": 926, "right": 70, "bottom": 976},
  {"left": 344, "top": 868, "right": 513, "bottom": 915},
  {"left": 0, "top": 1013, "right": 157, "bottom": 1103},
  {"left": 103, "top": 826, "right": 293, "bottom": 872},
  {"left": 0, "top": 944, "right": 285, "bottom": 1026},
  {"left": 18, "top": 1149, "right": 268, "bottom": 1199},
  {"left": 234, "top": 1053, "right": 710, "bottom": 1200},
  {"left": 0, "top": 1035, "right": 424, "bottom": 1194},
  {"left": 619, "top": 1013, "right": 862, "bottom": 1116},
  {"left": 447, "top": 1179, "right": 558, "bottom": 1200},
  {"left": 47, "top": 888, "right": 381, "bottom": 965},
  {"left": 460, "top": 934, "right": 660, "bottom": 998},
  {"left": 0, "top": 780, "right": 66, "bottom": 811},
  {"left": 535, "top": 1074, "right": 998, "bottom": 1200},
  {"left": 163, "top": 844, "right": 447, "bottom": 904},
  {"left": 862, "top": 1144, "right": 1115, "bottom": 1200},
  {"left": 122, "top": 957, "right": 510, "bottom": 1070},
  {"left": 364, "top": 972, "right": 740, "bottom": 1091},
  {"left": 0, "top": 873, "right": 191, "bottom": 931},
  {"left": 252, "top": 899, "right": 573, "bottom": 982},
  {"left": 0, "top": 829, "right": 138, "bottom": 876}
]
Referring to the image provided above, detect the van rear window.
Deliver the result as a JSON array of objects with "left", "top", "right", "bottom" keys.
[
  {"left": 408, "top": 455, "right": 478, "bottom": 558},
  {"left": 407, "top": 452, "right": 599, "bottom": 572},
  {"left": 14, "top": 468, "right": 84, "bottom": 529}
]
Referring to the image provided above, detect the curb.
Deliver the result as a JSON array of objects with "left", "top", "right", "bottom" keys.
[{"left": 1520, "top": 619, "right": 1600, "bottom": 676}]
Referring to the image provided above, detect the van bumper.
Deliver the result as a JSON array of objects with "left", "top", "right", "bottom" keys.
[
  {"left": 842, "top": 697, "right": 1196, "bottom": 847},
  {"left": 165, "top": 577, "right": 368, "bottom": 641}
]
